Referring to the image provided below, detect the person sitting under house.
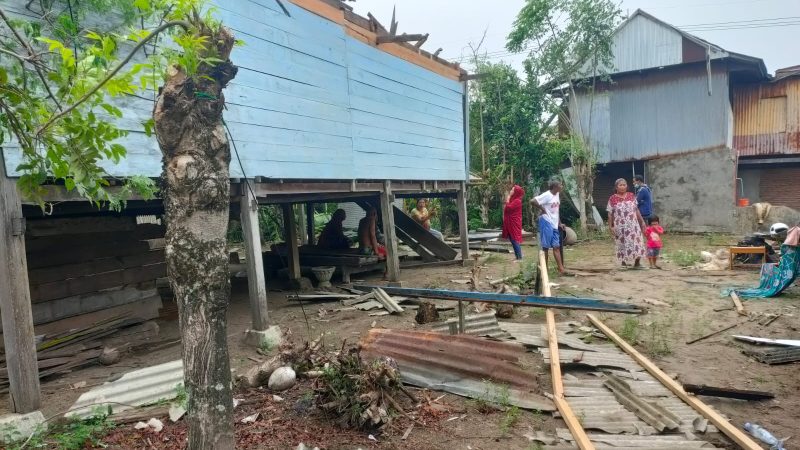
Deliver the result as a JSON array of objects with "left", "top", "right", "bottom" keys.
[
  {"left": 317, "top": 209, "right": 351, "bottom": 251},
  {"left": 410, "top": 199, "right": 444, "bottom": 240},
  {"left": 358, "top": 208, "right": 386, "bottom": 259}
]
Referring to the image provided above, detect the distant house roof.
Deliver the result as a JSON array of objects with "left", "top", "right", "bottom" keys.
[
  {"left": 576, "top": 9, "right": 768, "bottom": 80},
  {"left": 775, "top": 65, "right": 800, "bottom": 80}
]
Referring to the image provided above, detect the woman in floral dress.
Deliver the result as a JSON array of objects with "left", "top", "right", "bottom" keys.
[{"left": 607, "top": 178, "right": 647, "bottom": 268}]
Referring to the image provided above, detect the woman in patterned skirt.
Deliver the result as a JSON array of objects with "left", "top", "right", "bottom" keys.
[{"left": 607, "top": 178, "right": 647, "bottom": 268}]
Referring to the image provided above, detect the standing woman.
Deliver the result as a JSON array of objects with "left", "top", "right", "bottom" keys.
[
  {"left": 502, "top": 185, "right": 525, "bottom": 261},
  {"left": 607, "top": 178, "right": 647, "bottom": 268}
]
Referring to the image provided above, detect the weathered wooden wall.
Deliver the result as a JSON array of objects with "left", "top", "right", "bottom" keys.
[{"left": 1, "top": 0, "right": 467, "bottom": 181}]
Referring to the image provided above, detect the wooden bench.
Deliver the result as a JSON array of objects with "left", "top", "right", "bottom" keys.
[
  {"left": 264, "top": 247, "right": 385, "bottom": 283},
  {"left": 729, "top": 246, "right": 767, "bottom": 270}
]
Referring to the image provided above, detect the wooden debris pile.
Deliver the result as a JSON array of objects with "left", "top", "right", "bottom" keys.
[
  {"left": 313, "top": 347, "right": 414, "bottom": 429},
  {"left": 0, "top": 313, "right": 160, "bottom": 392}
]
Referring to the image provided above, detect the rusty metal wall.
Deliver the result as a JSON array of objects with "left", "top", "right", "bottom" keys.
[
  {"left": 573, "top": 65, "right": 732, "bottom": 164},
  {"left": 733, "top": 76, "right": 800, "bottom": 156}
]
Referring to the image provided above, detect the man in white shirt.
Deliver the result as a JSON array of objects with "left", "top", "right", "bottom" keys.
[{"left": 530, "top": 178, "right": 566, "bottom": 274}]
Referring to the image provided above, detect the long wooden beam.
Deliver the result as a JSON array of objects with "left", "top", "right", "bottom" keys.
[
  {"left": 587, "top": 314, "right": 762, "bottom": 450},
  {"left": 540, "top": 250, "right": 594, "bottom": 450}
]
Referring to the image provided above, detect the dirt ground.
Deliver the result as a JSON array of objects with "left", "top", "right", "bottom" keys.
[{"left": 7, "top": 233, "right": 799, "bottom": 449}]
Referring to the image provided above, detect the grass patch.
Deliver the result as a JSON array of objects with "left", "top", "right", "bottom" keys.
[
  {"left": 483, "top": 253, "right": 505, "bottom": 265},
  {"left": 641, "top": 316, "right": 675, "bottom": 357},
  {"left": 618, "top": 317, "right": 639, "bottom": 343},
  {"left": 669, "top": 250, "right": 701, "bottom": 267},
  {"left": 7, "top": 412, "right": 115, "bottom": 450}
]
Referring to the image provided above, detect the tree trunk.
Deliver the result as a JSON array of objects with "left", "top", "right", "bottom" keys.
[{"left": 153, "top": 25, "right": 238, "bottom": 449}]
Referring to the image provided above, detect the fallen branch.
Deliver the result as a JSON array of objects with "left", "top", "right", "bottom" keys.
[{"left": 686, "top": 322, "right": 740, "bottom": 345}]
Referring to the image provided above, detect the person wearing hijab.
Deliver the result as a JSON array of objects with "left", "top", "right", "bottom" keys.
[{"left": 502, "top": 184, "right": 525, "bottom": 261}]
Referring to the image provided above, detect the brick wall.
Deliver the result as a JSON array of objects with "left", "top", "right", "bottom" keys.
[{"left": 760, "top": 166, "right": 800, "bottom": 209}]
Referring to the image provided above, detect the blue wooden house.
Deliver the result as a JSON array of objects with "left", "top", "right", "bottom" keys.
[{"left": 0, "top": 0, "right": 471, "bottom": 411}]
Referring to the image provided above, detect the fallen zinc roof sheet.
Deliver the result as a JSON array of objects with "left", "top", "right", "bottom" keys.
[
  {"left": 429, "top": 311, "right": 511, "bottom": 339},
  {"left": 67, "top": 359, "right": 183, "bottom": 419},
  {"left": 359, "top": 328, "right": 555, "bottom": 411}
]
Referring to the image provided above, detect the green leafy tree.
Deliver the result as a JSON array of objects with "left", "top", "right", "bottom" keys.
[
  {"left": 1, "top": 0, "right": 239, "bottom": 445},
  {"left": 507, "top": 0, "right": 622, "bottom": 230},
  {"left": 468, "top": 59, "right": 567, "bottom": 228}
]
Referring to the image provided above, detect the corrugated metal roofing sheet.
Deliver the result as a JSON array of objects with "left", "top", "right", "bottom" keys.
[
  {"left": 734, "top": 77, "right": 800, "bottom": 156},
  {"left": 67, "top": 360, "right": 183, "bottom": 419},
  {"left": 359, "top": 328, "right": 555, "bottom": 411},
  {"left": 429, "top": 311, "right": 510, "bottom": 338}
]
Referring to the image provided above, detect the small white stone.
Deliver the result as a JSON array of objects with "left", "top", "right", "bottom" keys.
[
  {"left": 215, "top": 383, "right": 224, "bottom": 391},
  {"left": 216, "top": 404, "right": 226, "bottom": 412},
  {"left": 272, "top": 395, "right": 284, "bottom": 402},
  {"left": 268, "top": 367, "right": 296, "bottom": 391},
  {"left": 147, "top": 418, "right": 164, "bottom": 433},
  {"left": 240, "top": 413, "right": 260, "bottom": 424}
]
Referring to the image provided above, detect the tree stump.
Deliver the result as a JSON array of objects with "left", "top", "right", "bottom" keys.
[{"left": 415, "top": 302, "right": 439, "bottom": 324}]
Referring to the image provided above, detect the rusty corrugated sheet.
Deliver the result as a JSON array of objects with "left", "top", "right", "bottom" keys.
[
  {"left": 734, "top": 77, "right": 800, "bottom": 156},
  {"left": 360, "top": 328, "right": 555, "bottom": 411}
]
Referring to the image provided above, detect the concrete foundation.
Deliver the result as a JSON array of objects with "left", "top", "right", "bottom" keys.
[
  {"left": 0, "top": 411, "right": 46, "bottom": 445},
  {"left": 244, "top": 325, "right": 282, "bottom": 349},
  {"left": 735, "top": 205, "right": 800, "bottom": 235}
]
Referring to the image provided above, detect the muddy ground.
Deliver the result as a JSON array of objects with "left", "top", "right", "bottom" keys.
[{"left": 6, "top": 233, "right": 799, "bottom": 449}]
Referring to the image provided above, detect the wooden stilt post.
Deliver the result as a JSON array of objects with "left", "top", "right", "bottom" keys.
[
  {"left": 281, "top": 203, "right": 301, "bottom": 280},
  {"left": 457, "top": 181, "right": 469, "bottom": 262},
  {"left": 240, "top": 184, "right": 269, "bottom": 330},
  {"left": 305, "top": 203, "right": 315, "bottom": 246},
  {"left": 380, "top": 181, "right": 400, "bottom": 282},
  {"left": 0, "top": 162, "right": 41, "bottom": 412},
  {"left": 298, "top": 205, "right": 308, "bottom": 245}
]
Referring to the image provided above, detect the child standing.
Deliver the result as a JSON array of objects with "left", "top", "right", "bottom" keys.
[{"left": 645, "top": 215, "right": 664, "bottom": 269}]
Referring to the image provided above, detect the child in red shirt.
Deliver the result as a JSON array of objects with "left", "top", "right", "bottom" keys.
[{"left": 645, "top": 215, "right": 664, "bottom": 269}]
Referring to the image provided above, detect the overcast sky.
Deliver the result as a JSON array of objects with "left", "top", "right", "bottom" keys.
[{"left": 350, "top": 0, "right": 800, "bottom": 74}]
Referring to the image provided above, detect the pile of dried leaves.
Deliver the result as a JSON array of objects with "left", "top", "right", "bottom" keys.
[{"left": 313, "top": 346, "right": 414, "bottom": 429}]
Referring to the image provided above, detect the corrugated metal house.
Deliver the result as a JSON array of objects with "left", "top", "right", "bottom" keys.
[
  {"left": 734, "top": 68, "right": 800, "bottom": 209},
  {"left": 567, "top": 10, "right": 769, "bottom": 232}
]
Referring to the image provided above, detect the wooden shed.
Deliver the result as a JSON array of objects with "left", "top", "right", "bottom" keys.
[{"left": 0, "top": 0, "right": 471, "bottom": 412}]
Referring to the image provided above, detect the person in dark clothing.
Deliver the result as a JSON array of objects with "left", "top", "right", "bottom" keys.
[
  {"left": 633, "top": 174, "right": 653, "bottom": 221},
  {"left": 317, "top": 209, "right": 351, "bottom": 250}
]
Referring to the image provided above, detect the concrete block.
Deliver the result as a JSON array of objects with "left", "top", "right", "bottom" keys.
[
  {"left": 0, "top": 411, "right": 46, "bottom": 445},
  {"left": 244, "top": 325, "right": 282, "bottom": 350}
]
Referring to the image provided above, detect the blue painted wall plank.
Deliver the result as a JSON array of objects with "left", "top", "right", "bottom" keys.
[
  {"left": 349, "top": 95, "right": 462, "bottom": 132},
  {"left": 353, "top": 138, "right": 463, "bottom": 162},
  {"left": 349, "top": 81, "right": 462, "bottom": 122},
  {"left": 348, "top": 67, "right": 461, "bottom": 111},
  {"left": 350, "top": 110, "right": 462, "bottom": 143},
  {"left": 352, "top": 126, "right": 462, "bottom": 151},
  {"left": 234, "top": 69, "right": 350, "bottom": 106},
  {"left": 346, "top": 39, "right": 462, "bottom": 93}
]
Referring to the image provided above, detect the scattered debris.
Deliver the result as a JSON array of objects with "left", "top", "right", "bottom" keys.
[
  {"left": 168, "top": 404, "right": 186, "bottom": 422},
  {"left": 604, "top": 374, "right": 680, "bottom": 432},
  {"left": 360, "top": 328, "right": 554, "bottom": 411},
  {"left": 288, "top": 293, "right": 359, "bottom": 302},
  {"left": 368, "top": 311, "right": 390, "bottom": 317},
  {"left": 430, "top": 311, "right": 510, "bottom": 339},
  {"left": 495, "top": 304, "right": 514, "bottom": 319},
  {"left": 268, "top": 367, "right": 297, "bottom": 391},
  {"left": 744, "top": 346, "right": 800, "bottom": 365},
  {"left": 683, "top": 384, "right": 774, "bottom": 401},
  {"left": 134, "top": 418, "right": 163, "bottom": 433},
  {"left": 642, "top": 298, "right": 671, "bottom": 307},
  {"left": 373, "top": 288, "right": 404, "bottom": 313},
  {"left": 241, "top": 412, "right": 260, "bottom": 424},
  {"left": 314, "top": 348, "right": 410, "bottom": 429},
  {"left": 272, "top": 394, "right": 284, "bottom": 402},
  {"left": 450, "top": 279, "right": 471, "bottom": 284},
  {"left": 733, "top": 336, "right": 800, "bottom": 347},
  {"left": 414, "top": 302, "right": 439, "bottom": 324},
  {"left": 489, "top": 275, "right": 515, "bottom": 287},
  {"left": 354, "top": 300, "right": 383, "bottom": 311},
  {"left": 98, "top": 346, "right": 122, "bottom": 366},
  {"left": 401, "top": 424, "right": 414, "bottom": 440},
  {"left": 686, "top": 322, "right": 741, "bottom": 345},
  {"left": 744, "top": 422, "right": 786, "bottom": 450},
  {"left": 69, "top": 381, "right": 87, "bottom": 390},
  {"left": 67, "top": 359, "right": 183, "bottom": 419},
  {"left": 237, "top": 355, "right": 283, "bottom": 388},
  {"left": 730, "top": 292, "right": 747, "bottom": 316},
  {"left": 523, "top": 430, "right": 559, "bottom": 445}
]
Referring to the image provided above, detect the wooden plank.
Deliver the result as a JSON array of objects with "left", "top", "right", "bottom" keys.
[
  {"left": 29, "top": 263, "right": 167, "bottom": 303},
  {"left": 396, "top": 227, "right": 437, "bottom": 262},
  {"left": 28, "top": 285, "right": 156, "bottom": 327},
  {"left": 730, "top": 292, "right": 747, "bottom": 316},
  {"left": 287, "top": 0, "right": 345, "bottom": 25},
  {"left": 381, "top": 181, "right": 401, "bottom": 282},
  {"left": 0, "top": 163, "right": 41, "bottom": 412},
  {"left": 282, "top": 203, "right": 301, "bottom": 280},
  {"left": 586, "top": 314, "right": 763, "bottom": 450},
  {"left": 25, "top": 225, "right": 164, "bottom": 253},
  {"left": 682, "top": 384, "right": 774, "bottom": 401},
  {"left": 241, "top": 188, "right": 269, "bottom": 330},
  {"left": 393, "top": 205, "right": 457, "bottom": 260},
  {"left": 26, "top": 216, "right": 136, "bottom": 237},
  {"left": 26, "top": 240, "right": 153, "bottom": 269},
  {"left": 26, "top": 296, "right": 162, "bottom": 338},
  {"left": 306, "top": 203, "right": 315, "bottom": 246},
  {"left": 457, "top": 182, "right": 469, "bottom": 261},
  {"left": 540, "top": 251, "right": 593, "bottom": 450},
  {"left": 28, "top": 251, "right": 164, "bottom": 285}
]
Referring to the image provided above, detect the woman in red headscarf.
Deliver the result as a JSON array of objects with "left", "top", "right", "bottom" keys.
[{"left": 502, "top": 185, "right": 525, "bottom": 260}]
